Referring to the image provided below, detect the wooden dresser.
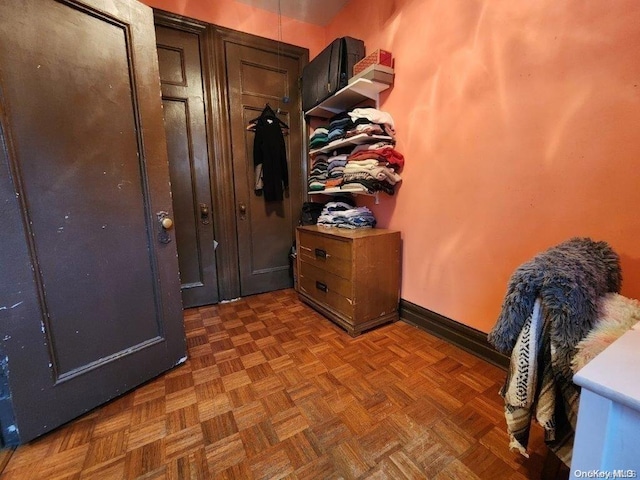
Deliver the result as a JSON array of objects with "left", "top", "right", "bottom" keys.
[{"left": 296, "top": 226, "right": 401, "bottom": 336}]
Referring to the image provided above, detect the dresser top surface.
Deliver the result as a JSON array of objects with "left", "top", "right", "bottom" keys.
[{"left": 297, "top": 225, "right": 400, "bottom": 239}]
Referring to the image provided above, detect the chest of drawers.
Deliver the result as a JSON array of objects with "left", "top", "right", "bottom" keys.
[{"left": 296, "top": 225, "right": 401, "bottom": 336}]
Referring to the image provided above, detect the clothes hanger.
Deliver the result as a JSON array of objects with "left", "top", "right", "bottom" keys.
[
  {"left": 246, "top": 103, "right": 289, "bottom": 131},
  {"left": 247, "top": 104, "right": 271, "bottom": 124}
]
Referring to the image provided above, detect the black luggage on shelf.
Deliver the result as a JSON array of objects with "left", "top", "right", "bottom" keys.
[{"left": 302, "top": 37, "right": 365, "bottom": 113}]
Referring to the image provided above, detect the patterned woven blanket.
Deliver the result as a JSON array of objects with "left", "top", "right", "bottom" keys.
[
  {"left": 500, "top": 293, "right": 640, "bottom": 466},
  {"left": 501, "top": 299, "right": 576, "bottom": 465}
]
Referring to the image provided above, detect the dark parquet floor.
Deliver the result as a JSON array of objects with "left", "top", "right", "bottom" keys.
[{"left": 0, "top": 289, "right": 552, "bottom": 479}]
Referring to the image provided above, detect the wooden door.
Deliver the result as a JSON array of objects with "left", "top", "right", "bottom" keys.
[
  {"left": 224, "top": 38, "right": 305, "bottom": 296},
  {"left": 0, "top": 0, "right": 185, "bottom": 444},
  {"left": 155, "top": 25, "right": 220, "bottom": 308}
]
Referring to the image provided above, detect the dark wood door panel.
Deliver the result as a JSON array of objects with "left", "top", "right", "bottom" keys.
[
  {"left": 242, "top": 104, "right": 294, "bottom": 271},
  {"left": 8, "top": 6, "right": 163, "bottom": 375},
  {"left": 156, "top": 25, "right": 219, "bottom": 307},
  {"left": 0, "top": 0, "right": 185, "bottom": 443},
  {"left": 225, "top": 41, "right": 304, "bottom": 296},
  {"left": 152, "top": 18, "right": 308, "bottom": 301},
  {"left": 162, "top": 98, "right": 202, "bottom": 285}
]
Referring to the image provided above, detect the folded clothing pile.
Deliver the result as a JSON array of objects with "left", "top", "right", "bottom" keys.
[
  {"left": 327, "top": 111, "right": 355, "bottom": 143},
  {"left": 308, "top": 153, "right": 328, "bottom": 191},
  {"left": 324, "top": 150, "right": 349, "bottom": 189},
  {"left": 307, "top": 108, "right": 404, "bottom": 196},
  {"left": 309, "top": 127, "right": 329, "bottom": 149},
  {"left": 341, "top": 141, "right": 403, "bottom": 195},
  {"left": 346, "top": 107, "right": 396, "bottom": 140},
  {"left": 317, "top": 201, "right": 376, "bottom": 229}
]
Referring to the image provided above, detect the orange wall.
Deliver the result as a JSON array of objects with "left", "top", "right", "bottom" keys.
[
  {"left": 140, "top": 0, "right": 326, "bottom": 58},
  {"left": 327, "top": 0, "right": 640, "bottom": 332},
  {"left": 141, "top": 0, "right": 640, "bottom": 333}
]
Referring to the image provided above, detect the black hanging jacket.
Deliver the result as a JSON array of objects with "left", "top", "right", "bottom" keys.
[{"left": 253, "top": 117, "right": 288, "bottom": 202}]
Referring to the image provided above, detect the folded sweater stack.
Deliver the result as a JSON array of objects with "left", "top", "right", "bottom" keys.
[
  {"left": 346, "top": 107, "right": 396, "bottom": 140},
  {"left": 309, "top": 127, "right": 329, "bottom": 149},
  {"left": 327, "top": 112, "right": 355, "bottom": 143},
  {"left": 307, "top": 108, "right": 404, "bottom": 197},
  {"left": 308, "top": 154, "right": 328, "bottom": 191}
]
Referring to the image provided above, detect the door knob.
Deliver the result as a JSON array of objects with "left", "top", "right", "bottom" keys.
[
  {"left": 239, "top": 203, "right": 247, "bottom": 220},
  {"left": 156, "top": 211, "right": 173, "bottom": 244},
  {"left": 161, "top": 217, "right": 174, "bottom": 229},
  {"left": 200, "top": 203, "right": 210, "bottom": 224}
]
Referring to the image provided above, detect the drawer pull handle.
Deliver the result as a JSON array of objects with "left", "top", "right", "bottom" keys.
[
  {"left": 315, "top": 281, "right": 328, "bottom": 292},
  {"left": 315, "top": 248, "right": 330, "bottom": 259}
]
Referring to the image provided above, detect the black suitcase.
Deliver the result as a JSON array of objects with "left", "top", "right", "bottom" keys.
[{"left": 302, "top": 37, "right": 365, "bottom": 113}]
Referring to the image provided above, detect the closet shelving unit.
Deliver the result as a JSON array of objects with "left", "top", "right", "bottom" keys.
[
  {"left": 305, "top": 76, "right": 394, "bottom": 204},
  {"left": 309, "top": 133, "right": 393, "bottom": 156},
  {"left": 305, "top": 78, "right": 392, "bottom": 118},
  {"left": 297, "top": 74, "right": 401, "bottom": 336}
]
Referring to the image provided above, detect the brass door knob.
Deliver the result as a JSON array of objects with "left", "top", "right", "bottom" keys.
[
  {"left": 161, "top": 217, "right": 174, "bottom": 230},
  {"left": 200, "top": 203, "right": 210, "bottom": 224},
  {"left": 238, "top": 203, "right": 247, "bottom": 220}
]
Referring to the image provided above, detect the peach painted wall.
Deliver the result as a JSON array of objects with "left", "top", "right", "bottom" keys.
[
  {"left": 140, "top": 0, "right": 326, "bottom": 58},
  {"left": 327, "top": 0, "right": 640, "bottom": 332}
]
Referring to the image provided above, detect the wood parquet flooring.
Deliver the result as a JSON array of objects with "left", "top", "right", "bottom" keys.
[{"left": 0, "top": 289, "right": 552, "bottom": 479}]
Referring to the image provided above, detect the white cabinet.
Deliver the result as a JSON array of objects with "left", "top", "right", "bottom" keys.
[{"left": 570, "top": 323, "right": 640, "bottom": 475}]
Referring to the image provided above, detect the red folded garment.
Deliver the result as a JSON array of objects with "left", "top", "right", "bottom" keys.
[{"left": 349, "top": 146, "right": 404, "bottom": 170}]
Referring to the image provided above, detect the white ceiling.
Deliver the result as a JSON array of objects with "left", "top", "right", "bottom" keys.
[{"left": 234, "top": 0, "right": 350, "bottom": 26}]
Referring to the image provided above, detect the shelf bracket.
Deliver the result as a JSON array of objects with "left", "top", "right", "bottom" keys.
[{"left": 374, "top": 192, "right": 379, "bottom": 205}]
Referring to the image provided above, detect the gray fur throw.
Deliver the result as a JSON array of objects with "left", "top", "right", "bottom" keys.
[{"left": 488, "top": 237, "right": 621, "bottom": 379}]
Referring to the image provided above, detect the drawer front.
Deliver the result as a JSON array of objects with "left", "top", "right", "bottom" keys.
[
  {"left": 299, "top": 262, "right": 353, "bottom": 319},
  {"left": 298, "top": 230, "right": 352, "bottom": 279}
]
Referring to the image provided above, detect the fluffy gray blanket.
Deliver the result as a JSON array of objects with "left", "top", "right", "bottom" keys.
[
  {"left": 489, "top": 237, "right": 622, "bottom": 464},
  {"left": 488, "top": 237, "right": 621, "bottom": 380}
]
